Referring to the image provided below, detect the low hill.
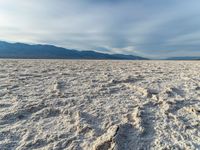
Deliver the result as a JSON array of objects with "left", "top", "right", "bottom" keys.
[{"left": 166, "top": 57, "right": 200, "bottom": 60}]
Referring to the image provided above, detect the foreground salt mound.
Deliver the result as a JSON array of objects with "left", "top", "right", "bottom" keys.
[{"left": 0, "top": 60, "right": 200, "bottom": 150}]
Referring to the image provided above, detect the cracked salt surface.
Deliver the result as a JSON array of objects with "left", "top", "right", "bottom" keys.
[{"left": 0, "top": 59, "right": 200, "bottom": 150}]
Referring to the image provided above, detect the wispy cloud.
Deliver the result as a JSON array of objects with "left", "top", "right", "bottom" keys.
[{"left": 0, "top": 0, "right": 200, "bottom": 58}]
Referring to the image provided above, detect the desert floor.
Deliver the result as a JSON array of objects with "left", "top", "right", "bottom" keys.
[{"left": 0, "top": 60, "right": 200, "bottom": 150}]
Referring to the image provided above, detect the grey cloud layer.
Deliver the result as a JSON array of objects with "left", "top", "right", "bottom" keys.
[{"left": 0, "top": 0, "right": 200, "bottom": 58}]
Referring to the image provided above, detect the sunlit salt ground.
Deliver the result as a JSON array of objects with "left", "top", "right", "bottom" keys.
[{"left": 0, "top": 60, "right": 200, "bottom": 150}]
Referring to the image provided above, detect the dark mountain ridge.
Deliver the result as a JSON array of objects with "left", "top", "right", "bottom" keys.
[{"left": 0, "top": 41, "right": 148, "bottom": 60}]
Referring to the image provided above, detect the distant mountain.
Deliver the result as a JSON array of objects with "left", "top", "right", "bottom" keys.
[
  {"left": 166, "top": 56, "right": 200, "bottom": 60},
  {"left": 0, "top": 41, "right": 148, "bottom": 60}
]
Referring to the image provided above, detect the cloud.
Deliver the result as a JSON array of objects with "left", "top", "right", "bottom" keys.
[{"left": 0, "top": 0, "right": 200, "bottom": 58}]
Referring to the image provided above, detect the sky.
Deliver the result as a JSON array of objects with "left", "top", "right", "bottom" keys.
[{"left": 0, "top": 0, "right": 200, "bottom": 58}]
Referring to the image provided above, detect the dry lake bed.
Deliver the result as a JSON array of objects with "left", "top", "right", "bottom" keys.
[{"left": 0, "top": 60, "right": 200, "bottom": 150}]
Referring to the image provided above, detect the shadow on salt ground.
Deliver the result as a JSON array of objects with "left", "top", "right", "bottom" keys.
[{"left": 95, "top": 102, "right": 156, "bottom": 150}]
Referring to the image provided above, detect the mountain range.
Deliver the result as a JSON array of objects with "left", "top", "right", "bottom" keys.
[
  {"left": 0, "top": 41, "right": 148, "bottom": 60},
  {"left": 166, "top": 56, "right": 200, "bottom": 60}
]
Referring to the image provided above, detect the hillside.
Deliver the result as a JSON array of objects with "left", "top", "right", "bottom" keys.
[{"left": 0, "top": 41, "right": 147, "bottom": 60}]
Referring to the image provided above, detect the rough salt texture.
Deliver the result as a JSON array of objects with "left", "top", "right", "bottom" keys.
[{"left": 0, "top": 59, "right": 200, "bottom": 150}]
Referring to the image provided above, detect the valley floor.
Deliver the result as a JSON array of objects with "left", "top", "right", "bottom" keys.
[{"left": 0, "top": 60, "right": 200, "bottom": 150}]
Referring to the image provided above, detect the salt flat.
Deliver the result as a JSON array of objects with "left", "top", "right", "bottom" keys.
[{"left": 0, "top": 60, "right": 200, "bottom": 150}]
